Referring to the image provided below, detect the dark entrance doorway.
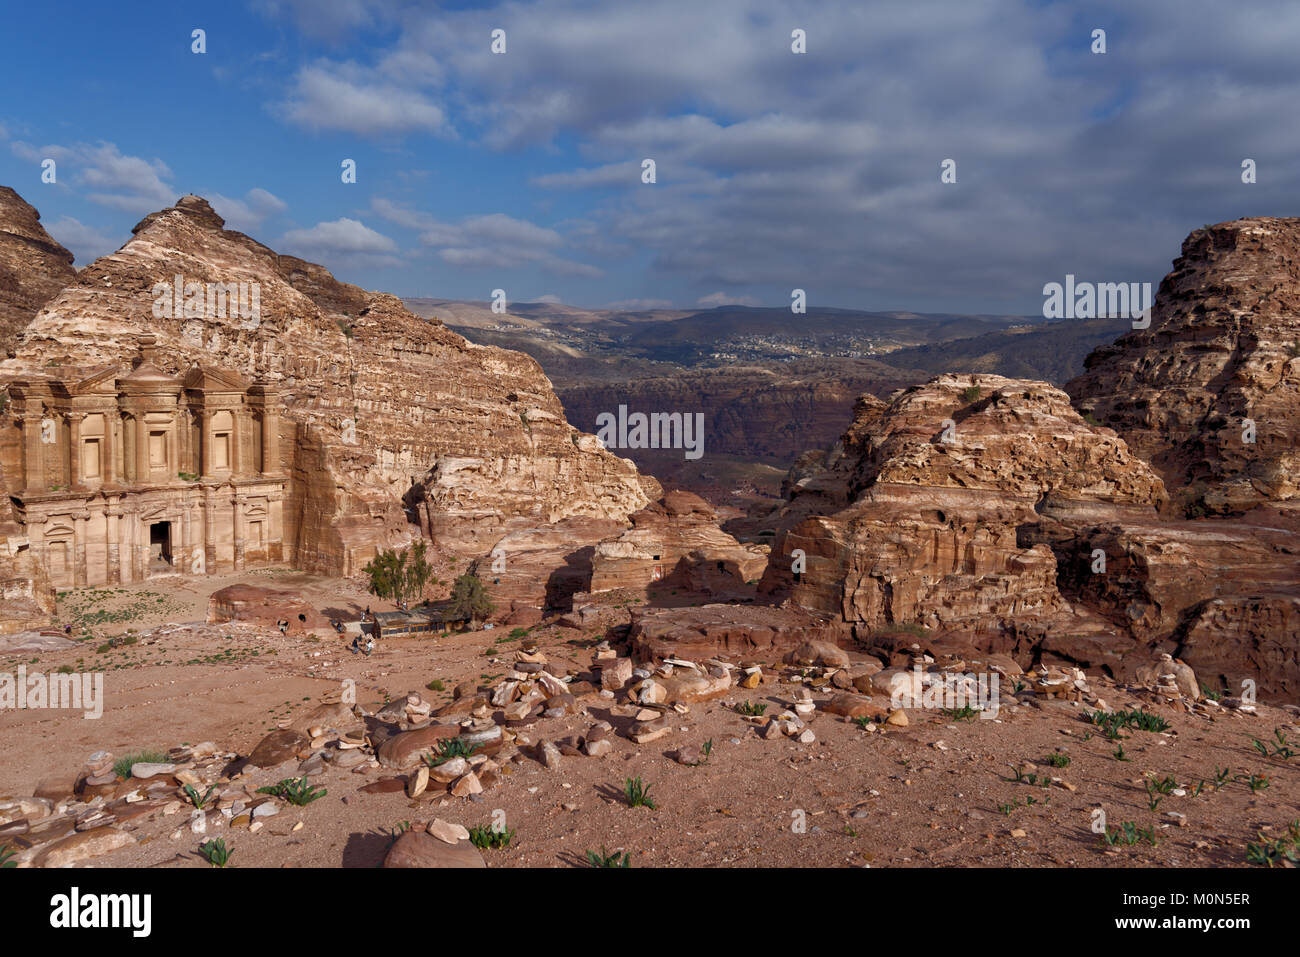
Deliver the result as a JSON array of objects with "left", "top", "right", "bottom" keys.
[{"left": 149, "top": 521, "right": 173, "bottom": 570}]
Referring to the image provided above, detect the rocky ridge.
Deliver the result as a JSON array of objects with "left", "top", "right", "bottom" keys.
[{"left": 0, "top": 192, "right": 656, "bottom": 579}]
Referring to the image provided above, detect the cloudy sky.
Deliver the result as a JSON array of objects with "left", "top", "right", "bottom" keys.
[{"left": 1, "top": 0, "right": 1296, "bottom": 313}]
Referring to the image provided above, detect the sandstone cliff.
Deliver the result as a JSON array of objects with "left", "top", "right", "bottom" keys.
[
  {"left": 1068, "top": 217, "right": 1300, "bottom": 516},
  {"left": 763, "top": 369, "right": 1300, "bottom": 695},
  {"left": 0, "top": 186, "right": 77, "bottom": 356},
  {"left": 589, "top": 490, "right": 769, "bottom": 595},
  {"left": 761, "top": 374, "right": 1166, "bottom": 652},
  {"left": 0, "top": 192, "right": 655, "bottom": 576}
]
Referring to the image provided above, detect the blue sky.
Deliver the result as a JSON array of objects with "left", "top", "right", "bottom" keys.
[{"left": 1, "top": 0, "right": 1297, "bottom": 313}]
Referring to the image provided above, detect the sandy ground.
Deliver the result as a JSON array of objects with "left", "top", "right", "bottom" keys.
[{"left": 2, "top": 572, "right": 1298, "bottom": 868}]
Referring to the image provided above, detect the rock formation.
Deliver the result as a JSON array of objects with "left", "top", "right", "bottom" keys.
[
  {"left": 0, "top": 191, "right": 656, "bottom": 594},
  {"left": 0, "top": 186, "right": 77, "bottom": 355},
  {"left": 0, "top": 491, "right": 55, "bottom": 634},
  {"left": 761, "top": 374, "right": 1166, "bottom": 650},
  {"left": 589, "top": 490, "right": 768, "bottom": 596},
  {"left": 1068, "top": 217, "right": 1300, "bottom": 516}
]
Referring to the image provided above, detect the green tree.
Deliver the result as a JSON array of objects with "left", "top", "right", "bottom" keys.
[
  {"left": 363, "top": 542, "right": 433, "bottom": 606},
  {"left": 447, "top": 573, "right": 494, "bottom": 626}
]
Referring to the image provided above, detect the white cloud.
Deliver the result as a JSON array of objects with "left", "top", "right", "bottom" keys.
[
  {"left": 208, "top": 188, "right": 288, "bottom": 232},
  {"left": 373, "top": 199, "right": 601, "bottom": 278},
  {"left": 279, "top": 217, "right": 401, "bottom": 267},
  {"left": 697, "top": 292, "right": 761, "bottom": 308},
  {"left": 279, "top": 62, "right": 447, "bottom": 136},
  {"left": 44, "top": 216, "right": 121, "bottom": 265},
  {"left": 10, "top": 141, "right": 175, "bottom": 213}
]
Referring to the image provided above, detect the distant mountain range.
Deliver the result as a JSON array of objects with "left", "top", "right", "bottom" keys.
[{"left": 405, "top": 296, "right": 1132, "bottom": 500}]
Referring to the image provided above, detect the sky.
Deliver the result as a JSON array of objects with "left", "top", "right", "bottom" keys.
[{"left": 1, "top": 0, "right": 1297, "bottom": 314}]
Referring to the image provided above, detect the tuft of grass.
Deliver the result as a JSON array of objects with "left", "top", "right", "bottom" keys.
[
  {"left": 113, "top": 749, "right": 169, "bottom": 779},
  {"left": 426, "top": 679, "right": 445, "bottom": 692},
  {"left": 941, "top": 705, "right": 978, "bottom": 721},
  {"left": 0, "top": 844, "right": 16, "bottom": 868},
  {"left": 1245, "top": 821, "right": 1300, "bottom": 867},
  {"left": 1085, "top": 707, "right": 1170, "bottom": 740},
  {"left": 1046, "top": 753, "right": 1071, "bottom": 768},
  {"left": 469, "top": 824, "right": 515, "bottom": 850},
  {"left": 733, "top": 701, "right": 767, "bottom": 717},
  {"left": 256, "top": 777, "right": 327, "bottom": 806},
  {"left": 199, "top": 837, "right": 233, "bottom": 867},
  {"left": 624, "top": 776, "right": 656, "bottom": 809},
  {"left": 961, "top": 385, "right": 981, "bottom": 403},
  {"left": 586, "top": 846, "right": 630, "bottom": 867},
  {"left": 1101, "top": 822, "right": 1158, "bottom": 848},
  {"left": 424, "top": 738, "right": 479, "bottom": 767}
]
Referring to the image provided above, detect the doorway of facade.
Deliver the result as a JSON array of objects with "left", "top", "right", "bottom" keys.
[{"left": 149, "top": 521, "right": 173, "bottom": 571}]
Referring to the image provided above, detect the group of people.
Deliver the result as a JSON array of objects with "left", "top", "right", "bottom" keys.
[{"left": 349, "top": 605, "right": 375, "bottom": 656}]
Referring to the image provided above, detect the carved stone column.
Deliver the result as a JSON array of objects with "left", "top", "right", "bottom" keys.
[
  {"left": 105, "top": 501, "right": 121, "bottom": 584},
  {"left": 204, "top": 486, "right": 216, "bottom": 572},
  {"left": 22, "top": 412, "right": 44, "bottom": 492},
  {"left": 69, "top": 413, "right": 84, "bottom": 486},
  {"left": 73, "top": 512, "right": 88, "bottom": 586},
  {"left": 233, "top": 494, "right": 245, "bottom": 571}
]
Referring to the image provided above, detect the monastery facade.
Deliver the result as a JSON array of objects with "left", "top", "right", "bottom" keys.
[{"left": 2, "top": 339, "right": 287, "bottom": 588}]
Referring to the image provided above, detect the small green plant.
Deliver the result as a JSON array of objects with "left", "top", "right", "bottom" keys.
[
  {"left": 961, "top": 385, "right": 981, "bottom": 403},
  {"left": 1101, "top": 822, "right": 1158, "bottom": 848},
  {"left": 424, "top": 738, "right": 479, "bottom": 767},
  {"left": 1252, "top": 728, "right": 1297, "bottom": 761},
  {"left": 0, "top": 844, "right": 16, "bottom": 868},
  {"left": 509, "top": 627, "right": 529, "bottom": 639},
  {"left": 689, "top": 739, "right": 713, "bottom": 766},
  {"left": 624, "top": 776, "right": 656, "bottom": 809},
  {"left": 1046, "top": 753, "right": 1071, "bottom": 768},
  {"left": 1214, "top": 766, "right": 1231, "bottom": 789},
  {"left": 1144, "top": 782, "right": 1164, "bottom": 812},
  {"left": 941, "top": 705, "right": 978, "bottom": 721},
  {"left": 1147, "top": 774, "right": 1178, "bottom": 795},
  {"left": 1243, "top": 772, "right": 1270, "bottom": 794},
  {"left": 183, "top": 783, "right": 219, "bottom": 809},
  {"left": 1245, "top": 822, "right": 1300, "bottom": 868},
  {"left": 257, "top": 777, "right": 327, "bottom": 806},
  {"left": 199, "top": 837, "right": 233, "bottom": 867},
  {"left": 469, "top": 824, "right": 515, "bottom": 849},
  {"left": 734, "top": 701, "right": 767, "bottom": 717},
  {"left": 1112, "top": 742, "right": 1129, "bottom": 762},
  {"left": 1200, "top": 683, "right": 1224, "bottom": 702},
  {"left": 586, "top": 846, "right": 630, "bottom": 867},
  {"left": 997, "top": 801, "right": 1018, "bottom": 816},
  {"left": 426, "top": 679, "right": 445, "bottom": 692},
  {"left": 1086, "top": 707, "right": 1170, "bottom": 739}
]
